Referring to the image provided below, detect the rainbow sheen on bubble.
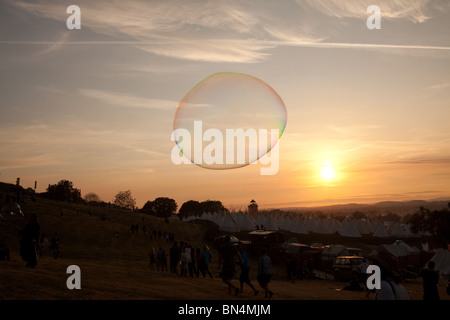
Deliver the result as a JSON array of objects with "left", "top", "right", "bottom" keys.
[
  {"left": 173, "top": 72, "right": 287, "bottom": 169},
  {"left": 0, "top": 202, "right": 24, "bottom": 220}
]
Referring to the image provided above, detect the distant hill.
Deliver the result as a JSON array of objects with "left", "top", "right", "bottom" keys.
[{"left": 279, "top": 199, "right": 450, "bottom": 216}]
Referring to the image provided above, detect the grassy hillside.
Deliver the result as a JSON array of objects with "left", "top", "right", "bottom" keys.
[{"left": 1, "top": 196, "right": 449, "bottom": 300}]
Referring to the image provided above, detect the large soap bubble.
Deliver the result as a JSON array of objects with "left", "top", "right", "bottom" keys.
[
  {"left": 173, "top": 72, "right": 287, "bottom": 169},
  {"left": 0, "top": 202, "right": 24, "bottom": 221}
]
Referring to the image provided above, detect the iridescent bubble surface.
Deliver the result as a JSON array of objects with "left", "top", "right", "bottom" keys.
[{"left": 173, "top": 72, "right": 287, "bottom": 169}]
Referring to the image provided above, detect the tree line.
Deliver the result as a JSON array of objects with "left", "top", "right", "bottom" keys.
[{"left": 36, "top": 180, "right": 228, "bottom": 219}]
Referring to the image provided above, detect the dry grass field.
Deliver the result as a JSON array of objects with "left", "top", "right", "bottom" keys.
[{"left": 1, "top": 198, "right": 449, "bottom": 301}]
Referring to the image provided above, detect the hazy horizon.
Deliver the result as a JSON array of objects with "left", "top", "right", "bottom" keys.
[{"left": 1, "top": 0, "right": 450, "bottom": 209}]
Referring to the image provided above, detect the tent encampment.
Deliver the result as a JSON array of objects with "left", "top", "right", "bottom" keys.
[
  {"left": 339, "top": 220, "right": 362, "bottom": 237},
  {"left": 428, "top": 249, "right": 450, "bottom": 275}
]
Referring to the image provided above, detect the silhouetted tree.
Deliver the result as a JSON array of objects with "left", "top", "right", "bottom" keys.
[
  {"left": 382, "top": 212, "right": 401, "bottom": 222},
  {"left": 410, "top": 205, "right": 450, "bottom": 249},
  {"left": 141, "top": 200, "right": 156, "bottom": 215},
  {"left": 113, "top": 190, "right": 136, "bottom": 210},
  {"left": 142, "top": 197, "right": 177, "bottom": 218},
  {"left": 46, "top": 180, "right": 81, "bottom": 203},
  {"left": 198, "top": 200, "right": 228, "bottom": 215},
  {"left": 352, "top": 211, "right": 367, "bottom": 220},
  {"left": 179, "top": 200, "right": 201, "bottom": 219},
  {"left": 84, "top": 192, "right": 101, "bottom": 203},
  {"left": 153, "top": 197, "right": 177, "bottom": 218}
]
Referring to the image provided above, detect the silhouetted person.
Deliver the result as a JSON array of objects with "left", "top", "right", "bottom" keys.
[
  {"left": 421, "top": 261, "right": 440, "bottom": 301},
  {"left": 19, "top": 213, "right": 40, "bottom": 267},
  {"left": 170, "top": 241, "right": 180, "bottom": 275},
  {"left": 287, "top": 255, "right": 298, "bottom": 283},
  {"left": 199, "top": 245, "right": 213, "bottom": 279},
  {"left": 218, "top": 235, "right": 242, "bottom": 296},
  {"left": 257, "top": 248, "right": 273, "bottom": 298},
  {"left": 194, "top": 248, "right": 201, "bottom": 277},
  {"left": 156, "top": 247, "right": 164, "bottom": 271},
  {"left": 50, "top": 232, "right": 60, "bottom": 259},
  {"left": 149, "top": 247, "right": 156, "bottom": 270},
  {"left": 238, "top": 246, "right": 259, "bottom": 296},
  {"left": 161, "top": 249, "right": 168, "bottom": 272}
]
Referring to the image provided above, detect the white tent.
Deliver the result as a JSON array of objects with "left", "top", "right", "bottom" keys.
[
  {"left": 356, "top": 219, "right": 371, "bottom": 235},
  {"left": 315, "top": 219, "right": 333, "bottom": 234},
  {"left": 239, "top": 214, "right": 256, "bottom": 231},
  {"left": 339, "top": 220, "right": 362, "bottom": 237},
  {"left": 401, "top": 223, "right": 417, "bottom": 238},
  {"left": 381, "top": 241, "right": 420, "bottom": 257},
  {"left": 211, "top": 212, "right": 224, "bottom": 225},
  {"left": 255, "top": 214, "right": 266, "bottom": 228},
  {"left": 365, "top": 220, "right": 377, "bottom": 234},
  {"left": 428, "top": 249, "right": 450, "bottom": 275},
  {"left": 290, "top": 218, "right": 308, "bottom": 234},
  {"left": 329, "top": 219, "right": 343, "bottom": 234},
  {"left": 278, "top": 216, "right": 290, "bottom": 231},
  {"left": 388, "top": 222, "right": 406, "bottom": 238},
  {"left": 373, "top": 222, "right": 390, "bottom": 238},
  {"left": 304, "top": 218, "right": 316, "bottom": 233},
  {"left": 265, "top": 215, "right": 279, "bottom": 230},
  {"left": 219, "top": 214, "right": 240, "bottom": 232}
]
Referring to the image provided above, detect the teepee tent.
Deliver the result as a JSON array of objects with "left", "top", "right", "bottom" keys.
[
  {"left": 401, "top": 223, "right": 417, "bottom": 238},
  {"left": 219, "top": 214, "right": 240, "bottom": 232},
  {"left": 265, "top": 215, "right": 279, "bottom": 230},
  {"left": 373, "top": 222, "right": 390, "bottom": 238},
  {"left": 315, "top": 219, "right": 333, "bottom": 234},
  {"left": 304, "top": 218, "right": 315, "bottom": 233},
  {"left": 389, "top": 222, "right": 406, "bottom": 238},
  {"left": 339, "top": 220, "right": 362, "bottom": 237},
  {"left": 428, "top": 249, "right": 450, "bottom": 275},
  {"left": 356, "top": 220, "right": 371, "bottom": 235},
  {"left": 255, "top": 214, "right": 266, "bottom": 228},
  {"left": 329, "top": 219, "right": 343, "bottom": 234},
  {"left": 290, "top": 218, "right": 308, "bottom": 234},
  {"left": 278, "top": 216, "right": 290, "bottom": 231},
  {"left": 239, "top": 214, "right": 256, "bottom": 231}
]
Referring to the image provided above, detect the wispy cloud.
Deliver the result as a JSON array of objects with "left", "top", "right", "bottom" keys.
[
  {"left": 0, "top": 121, "right": 168, "bottom": 170},
  {"left": 300, "top": 0, "right": 447, "bottom": 23},
  {"left": 430, "top": 82, "right": 450, "bottom": 90},
  {"left": 5, "top": 0, "right": 450, "bottom": 62},
  {"left": 79, "top": 89, "right": 177, "bottom": 110},
  {"left": 4, "top": 0, "right": 318, "bottom": 62}
]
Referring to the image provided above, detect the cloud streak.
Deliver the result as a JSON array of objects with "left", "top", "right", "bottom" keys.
[
  {"left": 79, "top": 89, "right": 177, "bottom": 110},
  {"left": 5, "top": 0, "right": 450, "bottom": 62},
  {"left": 300, "top": 0, "right": 447, "bottom": 23},
  {"left": 4, "top": 0, "right": 318, "bottom": 62}
]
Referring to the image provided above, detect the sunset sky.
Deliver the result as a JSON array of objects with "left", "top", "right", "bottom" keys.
[{"left": 1, "top": 0, "right": 450, "bottom": 210}]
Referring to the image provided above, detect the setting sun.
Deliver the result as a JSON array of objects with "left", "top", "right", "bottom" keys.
[{"left": 321, "top": 166, "right": 336, "bottom": 180}]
